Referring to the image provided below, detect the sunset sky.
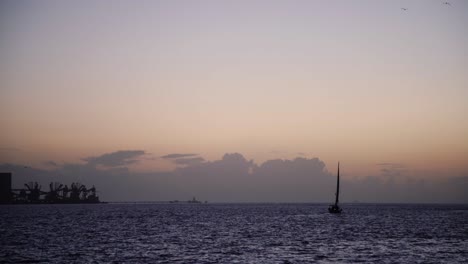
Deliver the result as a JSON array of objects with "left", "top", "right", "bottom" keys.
[{"left": 1, "top": 0, "right": 467, "bottom": 196}]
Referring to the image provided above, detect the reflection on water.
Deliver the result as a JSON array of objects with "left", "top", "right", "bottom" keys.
[{"left": 1, "top": 203, "right": 467, "bottom": 263}]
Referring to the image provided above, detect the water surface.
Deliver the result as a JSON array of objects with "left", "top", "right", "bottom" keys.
[{"left": 1, "top": 203, "right": 467, "bottom": 263}]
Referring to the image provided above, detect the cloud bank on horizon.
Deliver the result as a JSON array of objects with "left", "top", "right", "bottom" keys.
[
  {"left": 83, "top": 150, "right": 146, "bottom": 167},
  {"left": 161, "top": 153, "right": 205, "bottom": 167},
  {"left": 1, "top": 150, "right": 466, "bottom": 203}
]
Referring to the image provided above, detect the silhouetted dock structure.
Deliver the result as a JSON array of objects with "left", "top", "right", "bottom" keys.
[{"left": 0, "top": 172, "right": 101, "bottom": 204}]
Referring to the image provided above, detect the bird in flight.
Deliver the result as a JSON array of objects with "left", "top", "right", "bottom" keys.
[
  {"left": 443, "top": 2, "right": 451, "bottom": 6},
  {"left": 401, "top": 8, "right": 408, "bottom": 11}
]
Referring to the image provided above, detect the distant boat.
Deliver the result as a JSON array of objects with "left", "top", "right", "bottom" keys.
[
  {"left": 328, "top": 162, "right": 343, "bottom": 214},
  {"left": 187, "top": 197, "right": 201, "bottom": 204}
]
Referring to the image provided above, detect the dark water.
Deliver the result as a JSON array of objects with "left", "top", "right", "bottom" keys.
[{"left": 1, "top": 203, "right": 467, "bottom": 263}]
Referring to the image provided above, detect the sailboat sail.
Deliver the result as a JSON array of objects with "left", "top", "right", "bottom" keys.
[
  {"left": 335, "top": 162, "right": 340, "bottom": 205},
  {"left": 328, "top": 162, "right": 342, "bottom": 213}
]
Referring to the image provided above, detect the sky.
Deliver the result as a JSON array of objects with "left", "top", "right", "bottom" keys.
[{"left": 1, "top": 0, "right": 467, "bottom": 202}]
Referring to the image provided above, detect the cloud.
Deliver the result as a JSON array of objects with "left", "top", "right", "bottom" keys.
[
  {"left": 171, "top": 154, "right": 330, "bottom": 202},
  {"left": 2, "top": 153, "right": 467, "bottom": 203},
  {"left": 377, "top": 162, "right": 407, "bottom": 177},
  {"left": 377, "top": 162, "right": 405, "bottom": 168},
  {"left": 174, "top": 157, "right": 205, "bottom": 166},
  {"left": 162, "top": 153, "right": 205, "bottom": 167},
  {"left": 0, "top": 163, "right": 54, "bottom": 186},
  {"left": 43, "top": 161, "right": 58, "bottom": 167},
  {"left": 161, "top": 153, "right": 198, "bottom": 159},
  {"left": 83, "top": 150, "right": 145, "bottom": 167}
]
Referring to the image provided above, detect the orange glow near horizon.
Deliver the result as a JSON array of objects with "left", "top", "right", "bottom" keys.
[{"left": 1, "top": 1, "right": 467, "bottom": 179}]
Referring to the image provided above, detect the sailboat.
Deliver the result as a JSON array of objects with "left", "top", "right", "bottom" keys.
[{"left": 328, "top": 162, "right": 343, "bottom": 213}]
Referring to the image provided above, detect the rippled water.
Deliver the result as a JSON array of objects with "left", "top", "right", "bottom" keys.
[{"left": 1, "top": 203, "right": 467, "bottom": 263}]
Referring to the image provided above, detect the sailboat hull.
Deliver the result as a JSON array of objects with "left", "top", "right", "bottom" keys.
[{"left": 328, "top": 205, "right": 342, "bottom": 214}]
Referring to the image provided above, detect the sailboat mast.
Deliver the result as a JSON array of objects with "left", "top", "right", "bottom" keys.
[{"left": 335, "top": 162, "right": 340, "bottom": 205}]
